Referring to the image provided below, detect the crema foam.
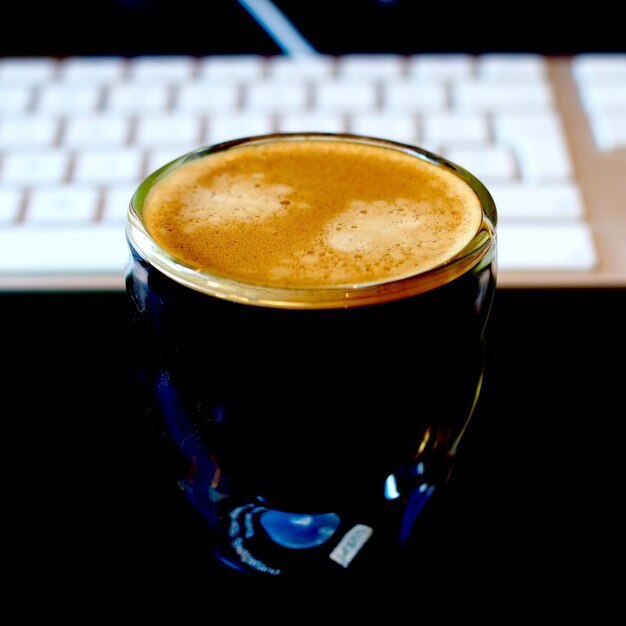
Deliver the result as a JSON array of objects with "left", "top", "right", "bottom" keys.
[{"left": 141, "top": 138, "right": 483, "bottom": 288}]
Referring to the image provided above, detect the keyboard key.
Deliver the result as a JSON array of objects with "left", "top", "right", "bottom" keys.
[
  {"left": 0, "top": 226, "right": 128, "bottom": 275},
  {"left": 453, "top": 78, "right": 553, "bottom": 112},
  {"left": 267, "top": 56, "right": 334, "bottom": 80},
  {"left": 0, "top": 115, "right": 59, "bottom": 148},
  {"left": 572, "top": 53, "right": 626, "bottom": 84},
  {"left": 27, "top": 185, "right": 99, "bottom": 225},
  {"left": 422, "top": 112, "right": 489, "bottom": 146},
  {"left": 177, "top": 82, "right": 239, "bottom": 112},
  {"left": 315, "top": 80, "right": 378, "bottom": 112},
  {"left": 349, "top": 113, "right": 418, "bottom": 144},
  {"left": 445, "top": 145, "right": 517, "bottom": 182},
  {"left": 102, "top": 184, "right": 138, "bottom": 226},
  {"left": 0, "top": 188, "right": 23, "bottom": 223},
  {"left": 587, "top": 113, "right": 626, "bottom": 151},
  {"left": 408, "top": 54, "right": 473, "bottom": 80},
  {"left": 245, "top": 80, "right": 308, "bottom": 112},
  {"left": 382, "top": 82, "right": 446, "bottom": 112},
  {"left": 574, "top": 53, "right": 626, "bottom": 151},
  {"left": 477, "top": 54, "right": 547, "bottom": 79},
  {"left": 128, "top": 55, "right": 196, "bottom": 81},
  {"left": 276, "top": 112, "right": 345, "bottom": 134},
  {"left": 38, "top": 84, "right": 102, "bottom": 113},
  {"left": 2, "top": 149, "right": 69, "bottom": 184},
  {"left": 516, "top": 136, "right": 573, "bottom": 181},
  {"left": 498, "top": 222, "right": 597, "bottom": 270},
  {"left": 0, "top": 85, "right": 32, "bottom": 112},
  {"left": 135, "top": 114, "right": 202, "bottom": 147},
  {"left": 577, "top": 82, "right": 626, "bottom": 112},
  {"left": 73, "top": 148, "right": 144, "bottom": 184},
  {"left": 106, "top": 83, "right": 170, "bottom": 113},
  {"left": 199, "top": 55, "right": 265, "bottom": 81},
  {"left": 64, "top": 115, "right": 130, "bottom": 148},
  {"left": 488, "top": 182, "right": 585, "bottom": 220},
  {"left": 0, "top": 57, "right": 57, "bottom": 84},
  {"left": 59, "top": 56, "right": 126, "bottom": 82},
  {"left": 493, "top": 111, "right": 565, "bottom": 144},
  {"left": 337, "top": 54, "right": 405, "bottom": 79},
  {"left": 206, "top": 112, "right": 273, "bottom": 144}
]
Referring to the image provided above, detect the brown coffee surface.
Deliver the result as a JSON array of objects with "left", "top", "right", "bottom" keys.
[{"left": 141, "top": 138, "right": 483, "bottom": 288}]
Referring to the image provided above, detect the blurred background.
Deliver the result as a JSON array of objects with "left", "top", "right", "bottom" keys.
[
  {"left": 1, "top": 0, "right": 624, "bottom": 289},
  {"left": 2, "top": 0, "right": 625, "bottom": 56}
]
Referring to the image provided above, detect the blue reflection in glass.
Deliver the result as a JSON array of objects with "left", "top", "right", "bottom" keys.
[
  {"left": 259, "top": 510, "right": 341, "bottom": 549},
  {"left": 400, "top": 484, "right": 435, "bottom": 544},
  {"left": 384, "top": 473, "right": 401, "bottom": 500}
]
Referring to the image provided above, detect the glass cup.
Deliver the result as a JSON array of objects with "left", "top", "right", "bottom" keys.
[{"left": 125, "top": 133, "right": 497, "bottom": 578}]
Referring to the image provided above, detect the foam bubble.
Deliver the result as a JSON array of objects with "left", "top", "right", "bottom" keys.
[{"left": 177, "top": 172, "right": 306, "bottom": 231}]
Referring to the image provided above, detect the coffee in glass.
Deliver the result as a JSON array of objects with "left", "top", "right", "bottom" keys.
[{"left": 126, "top": 133, "right": 497, "bottom": 577}]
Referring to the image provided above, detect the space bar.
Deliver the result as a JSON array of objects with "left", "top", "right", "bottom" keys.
[
  {"left": 2, "top": 223, "right": 598, "bottom": 273},
  {"left": 0, "top": 222, "right": 599, "bottom": 290},
  {"left": 0, "top": 226, "right": 130, "bottom": 277},
  {"left": 497, "top": 222, "right": 597, "bottom": 270}
]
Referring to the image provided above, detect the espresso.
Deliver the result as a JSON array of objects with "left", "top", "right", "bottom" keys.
[
  {"left": 127, "top": 134, "right": 497, "bottom": 577},
  {"left": 141, "top": 139, "right": 483, "bottom": 288}
]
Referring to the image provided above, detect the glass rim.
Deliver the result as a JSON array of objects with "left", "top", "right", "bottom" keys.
[{"left": 126, "top": 132, "right": 497, "bottom": 309}]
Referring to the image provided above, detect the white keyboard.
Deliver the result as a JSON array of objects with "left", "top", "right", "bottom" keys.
[{"left": 1, "top": 53, "right": 625, "bottom": 290}]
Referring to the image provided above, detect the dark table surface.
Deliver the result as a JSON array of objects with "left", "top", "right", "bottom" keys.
[{"left": 3, "top": 287, "right": 624, "bottom": 607}]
